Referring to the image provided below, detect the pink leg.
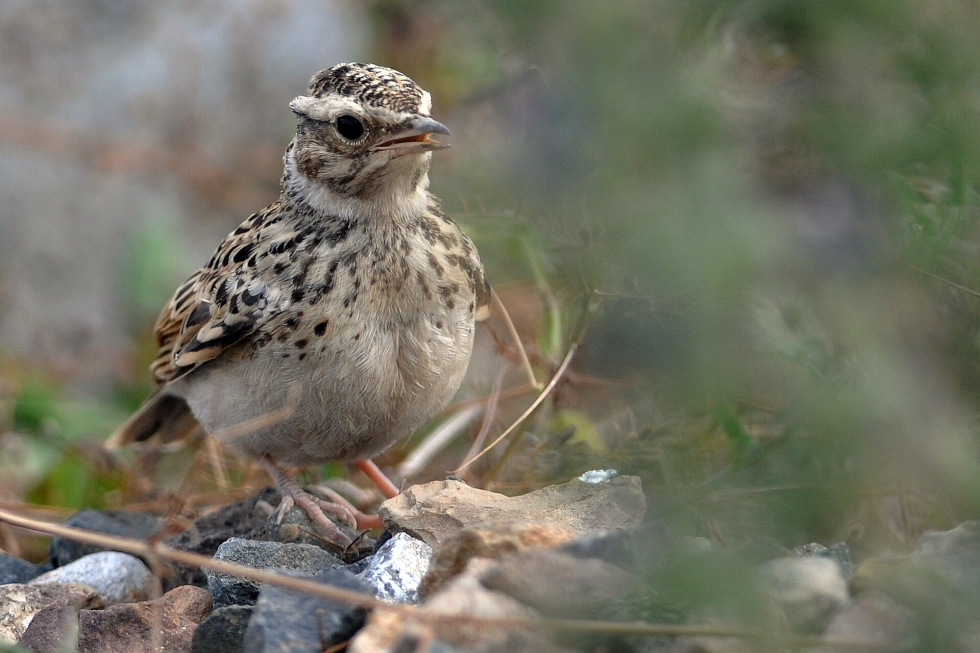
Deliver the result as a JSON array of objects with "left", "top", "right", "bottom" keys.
[
  {"left": 260, "top": 455, "right": 354, "bottom": 548},
  {"left": 356, "top": 460, "right": 399, "bottom": 499}
]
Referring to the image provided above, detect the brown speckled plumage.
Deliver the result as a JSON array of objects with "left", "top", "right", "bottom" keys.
[{"left": 108, "top": 63, "right": 489, "bottom": 543}]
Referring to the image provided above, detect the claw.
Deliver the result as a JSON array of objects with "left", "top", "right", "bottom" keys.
[{"left": 260, "top": 455, "right": 354, "bottom": 548}]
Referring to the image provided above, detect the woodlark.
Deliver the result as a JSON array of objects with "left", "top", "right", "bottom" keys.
[{"left": 108, "top": 63, "right": 491, "bottom": 546}]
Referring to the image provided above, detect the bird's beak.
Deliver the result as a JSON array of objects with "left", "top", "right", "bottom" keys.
[{"left": 372, "top": 116, "right": 451, "bottom": 157}]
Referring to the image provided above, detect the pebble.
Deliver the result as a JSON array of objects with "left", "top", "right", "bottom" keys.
[
  {"left": 759, "top": 556, "right": 849, "bottom": 633},
  {"left": 206, "top": 538, "right": 342, "bottom": 608},
  {"left": 0, "top": 552, "right": 46, "bottom": 585},
  {"left": 191, "top": 605, "right": 254, "bottom": 653},
  {"left": 357, "top": 532, "right": 432, "bottom": 603},
  {"left": 30, "top": 551, "right": 153, "bottom": 605},
  {"left": 244, "top": 567, "right": 374, "bottom": 653}
]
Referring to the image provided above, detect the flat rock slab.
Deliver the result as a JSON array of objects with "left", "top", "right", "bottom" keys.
[{"left": 380, "top": 476, "right": 646, "bottom": 547}]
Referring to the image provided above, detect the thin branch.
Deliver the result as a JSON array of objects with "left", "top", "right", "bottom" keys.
[
  {"left": 491, "top": 289, "right": 539, "bottom": 390},
  {"left": 453, "top": 339, "right": 578, "bottom": 474},
  {"left": 911, "top": 265, "right": 980, "bottom": 298},
  {"left": 459, "top": 363, "right": 511, "bottom": 484}
]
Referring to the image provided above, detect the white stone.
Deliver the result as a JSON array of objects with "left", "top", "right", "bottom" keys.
[
  {"left": 357, "top": 533, "right": 432, "bottom": 603},
  {"left": 30, "top": 551, "right": 153, "bottom": 605}
]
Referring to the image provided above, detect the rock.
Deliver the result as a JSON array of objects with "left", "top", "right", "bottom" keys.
[
  {"left": 419, "top": 521, "right": 578, "bottom": 598},
  {"left": 164, "top": 487, "right": 368, "bottom": 590},
  {"left": 555, "top": 529, "right": 636, "bottom": 568},
  {"left": 794, "top": 542, "right": 854, "bottom": 580},
  {"left": 380, "top": 476, "right": 646, "bottom": 548},
  {"left": 244, "top": 568, "right": 374, "bottom": 653},
  {"left": 477, "top": 548, "right": 636, "bottom": 618},
  {"left": 48, "top": 509, "right": 159, "bottom": 568},
  {"left": 357, "top": 532, "right": 432, "bottom": 604},
  {"left": 0, "top": 582, "right": 102, "bottom": 644},
  {"left": 16, "top": 603, "right": 78, "bottom": 653},
  {"left": 759, "top": 556, "right": 849, "bottom": 633},
  {"left": 30, "top": 551, "right": 153, "bottom": 605},
  {"left": 350, "top": 567, "right": 573, "bottom": 653},
  {"left": 191, "top": 605, "right": 254, "bottom": 653},
  {"left": 911, "top": 520, "right": 980, "bottom": 596},
  {"left": 0, "top": 553, "right": 45, "bottom": 585},
  {"left": 819, "top": 591, "right": 917, "bottom": 649},
  {"left": 206, "top": 538, "right": 342, "bottom": 608},
  {"left": 164, "top": 486, "right": 285, "bottom": 589},
  {"left": 69, "top": 585, "right": 211, "bottom": 653}
]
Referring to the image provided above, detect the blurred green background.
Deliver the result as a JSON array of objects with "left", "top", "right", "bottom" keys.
[{"left": 3, "top": 0, "right": 980, "bottom": 641}]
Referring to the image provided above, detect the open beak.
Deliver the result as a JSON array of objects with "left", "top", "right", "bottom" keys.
[{"left": 372, "top": 116, "right": 451, "bottom": 156}]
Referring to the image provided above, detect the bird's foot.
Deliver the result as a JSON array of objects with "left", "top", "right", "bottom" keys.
[
  {"left": 260, "top": 455, "right": 354, "bottom": 548},
  {"left": 313, "top": 485, "right": 383, "bottom": 530}
]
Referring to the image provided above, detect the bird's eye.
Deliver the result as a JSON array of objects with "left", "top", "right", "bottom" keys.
[{"left": 335, "top": 115, "right": 364, "bottom": 140}]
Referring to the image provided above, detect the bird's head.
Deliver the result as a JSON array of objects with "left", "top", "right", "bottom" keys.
[{"left": 285, "top": 63, "right": 450, "bottom": 214}]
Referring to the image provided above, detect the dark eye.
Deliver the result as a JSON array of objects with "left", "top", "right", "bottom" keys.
[{"left": 335, "top": 115, "right": 364, "bottom": 140}]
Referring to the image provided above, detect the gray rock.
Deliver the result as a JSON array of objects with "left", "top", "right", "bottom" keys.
[
  {"left": 555, "top": 529, "right": 636, "bottom": 569},
  {"left": 0, "top": 582, "right": 101, "bottom": 644},
  {"left": 820, "top": 591, "right": 917, "bottom": 650},
  {"left": 794, "top": 541, "right": 854, "bottom": 580},
  {"left": 191, "top": 605, "right": 254, "bottom": 653},
  {"left": 245, "top": 568, "right": 373, "bottom": 653},
  {"left": 164, "top": 486, "right": 285, "bottom": 589},
  {"left": 759, "top": 556, "right": 849, "bottom": 633},
  {"left": 30, "top": 551, "right": 153, "bottom": 605},
  {"left": 911, "top": 520, "right": 980, "bottom": 596},
  {"left": 357, "top": 532, "right": 432, "bottom": 603},
  {"left": 164, "top": 487, "right": 368, "bottom": 590},
  {"left": 350, "top": 569, "right": 571, "bottom": 653},
  {"left": 478, "top": 548, "right": 635, "bottom": 618},
  {"left": 48, "top": 509, "right": 159, "bottom": 568},
  {"left": 0, "top": 553, "right": 45, "bottom": 585},
  {"left": 206, "top": 538, "right": 342, "bottom": 608}
]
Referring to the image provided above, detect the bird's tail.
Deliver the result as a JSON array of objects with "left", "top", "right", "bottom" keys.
[{"left": 105, "top": 392, "right": 200, "bottom": 449}]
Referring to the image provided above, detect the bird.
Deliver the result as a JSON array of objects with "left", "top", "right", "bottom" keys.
[{"left": 107, "top": 63, "right": 491, "bottom": 547}]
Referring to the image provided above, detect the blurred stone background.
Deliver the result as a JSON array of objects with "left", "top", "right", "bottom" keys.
[{"left": 0, "top": 0, "right": 365, "bottom": 389}]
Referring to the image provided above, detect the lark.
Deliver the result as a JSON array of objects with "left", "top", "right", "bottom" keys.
[{"left": 108, "top": 63, "right": 491, "bottom": 546}]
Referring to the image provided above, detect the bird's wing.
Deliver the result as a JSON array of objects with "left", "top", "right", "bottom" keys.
[
  {"left": 426, "top": 197, "right": 492, "bottom": 321},
  {"left": 151, "top": 202, "right": 294, "bottom": 384}
]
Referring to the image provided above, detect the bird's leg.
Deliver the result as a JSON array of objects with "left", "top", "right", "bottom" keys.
[
  {"left": 260, "top": 455, "right": 354, "bottom": 548},
  {"left": 356, "top": 459, "right": 400, "bottom": 499}
]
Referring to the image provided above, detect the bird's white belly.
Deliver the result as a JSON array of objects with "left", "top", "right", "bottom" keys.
[{"left": 170, "top": 305, "right": 474, "bottom": 466}]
